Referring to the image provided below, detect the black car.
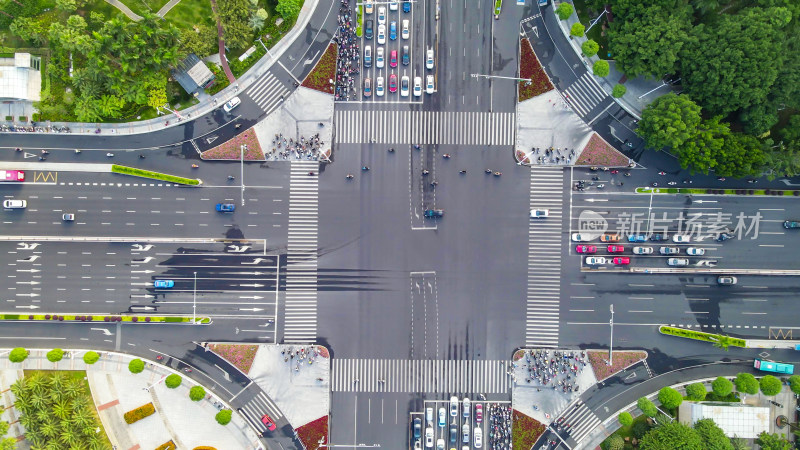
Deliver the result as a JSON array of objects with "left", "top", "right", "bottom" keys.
[
  {"left": 449, "top": 423, "right": 457, "bottom": 443},
  {"left": 402, "top": 45, "right": 409, "bottom": 65},
  {"left": 365, "top": 19, "right": 374, "bottom": 40},
  {"left": 784, "top": 220, "right": 800, "bottom": 229},
  {"left": 649, "top": 234, "right": 668, "bottom": 242},
  {"left": 413, "top": 418, "right": 421, "bottom": 438},
  {"left": 424, "top": 209, "right": 443, "bottom": 218}
]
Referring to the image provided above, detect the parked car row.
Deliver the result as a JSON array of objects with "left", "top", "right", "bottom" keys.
[
  {"left": 363, "top": 74, "right": 434, "bottom": 97},
  {"left": 572, "top": 232, "right": 697, "bottom": 243},
  {"left": 414, "top": 397, "right": 484, "bottom": 449},
  {"left": 577, "top": 244, "right": 707, "bottom": 256}
]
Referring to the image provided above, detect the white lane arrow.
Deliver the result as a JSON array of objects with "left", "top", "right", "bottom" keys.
[
  {"left": 16, "top": 269, "right": 41, "bottom": 273},
  {"left": 238, "top": 307, "right": 264, "bottom": 312},
  {"left": 530, "top": 25, "right": 539, "bottom": 38},
  {"left": 131, "top": 270, "right": 155, "bottom": 274},
  {"left": 584, "top": 199, "right": 608, "bottom": 202},
  {"left": 131, "top": 257, "right": 154, "bottom": 264},
  {"left": 17, "top": 243, "right": 40, "bottom": 250},
  {"left": 15, "top": 281, "right": 40, "bottom": 285},
  {"left": 90, "top": 328, "right": 113, "bottom": 336},
  {"left": 241, "top": 258, "right": 266, "bottom": 265},
  {"left": 239, "top": 283, "right": 264, "bottom": 287},
  {"left": 15, "top": 305, "right": 39, "bottom": 309},
  {"left": 17, "top": 255, "right": 39, "bottom": 262},
  {"left": 228, "top": 245, "right": 251, "bottom": 253},
  {"left": 220, "top": 271, "right": 264, "bottom": 275},
  {"left": 693, "top": 200, "right": 717, "bottom": 204},
  {"left": 24, "top": 152, "right": 37, "bottom": 159},
  {"left": 16, "top": 293, "right": 39, "bottom": 297},
  {"left": 239, "top": 296, "right": 264, "bottom": 300},
  {"left": 131, "top": 244, "right": 154, "bottom": 251},
  {"left": 130, "top": 305, "right": 156, "bottom": 310},
  {"left": 131, "top": 294, "right": 156, "bottom": 298}
]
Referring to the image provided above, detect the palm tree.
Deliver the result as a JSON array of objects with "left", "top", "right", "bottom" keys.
[
  {"left": 10, "top": 378, "right": 29, "bottom": 398},
  {"left": 28, "top": 374, "right": 48, "bottom": 395},
  {"left": 30, "top": 393, "right": 47, "bottom": 411},
  {"left": 18, "top": 413, "right": 36, "bottom": 431},
  {"left": 40, "top": 420, "right": 58, "bottom": 439},
  {"left": 59, "top": 427, "right": 81, "bottom": 447},
  {"left": 712, "top": 334, "right": 732, "bottom": 351},
  {"left": 70, "top": 394, "right": 88, "bottom": 412},
  {"left": 53, "top": 399, "right": 71, "bottom": 420},
  {"left": 64, "top": 379, "right": 85, "bottom": 400}
]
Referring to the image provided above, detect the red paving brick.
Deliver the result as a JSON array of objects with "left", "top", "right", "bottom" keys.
[{"left": 97, "top": 399, "right": 120, "bottom": 411}]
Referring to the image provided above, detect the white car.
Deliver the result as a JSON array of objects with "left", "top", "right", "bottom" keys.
[
  {"left": 223, "top": 96, "right": 241, "bottom": 112},
  {"left": 571, "top": 233, "right": 591, "bottom": 242},
  {"left": 375, "top": 76, "right": 385, "bottom": 97},
  {"left": 667, "top": 258, "right": 689, "bottom": 266},
  {"left": 673, "top": 234, "right": 691, "bottom": 243},
  {"left": 426, "top": 407, "right": 433, "bottom": 424},
  {"left": 585, "top": 257, "right": 606, "bottom": 265},
  {"left": 402, "top": 19, "right": 410, "bottom": 39},
  {"left": 401, "top": 75, "right": 410, "bottom": 97},
  {"left": 376, "top": 47, "right": 384, "bottom": 68},
  {"left": 62, "top": 213, "right": 75, "bottom": 221},
  {"left": 426, "top": 48, "right": 434, "bottom": 69},
  {"left": 530, "top": 209, "right": 549, "bottom": 218},
  {"left": 377, "top": 24, "right": 386, "bottom": 44},
  {"left": 450, "top": 396, "right": 458, "bottom": 417},
  {"left": 377, "top": 6, "right": 386, "bottom": 24},
  {"left": 364, "top": 0, "right": 373, "bottom": 14},
  {"left": 659, "top": 246, "right": 679, "bottom": 255},
  {"left": 462, "top": 397, "right": 470, "bottom": 418},
  {"left": 3, "top": 199, "right": 26, "bottom": 209},
  {"left": 438, "top": 407, "right": 446, "bottom": 427},
  {"left": 426, "top": 75, "right": 434, "bottom": 94},
  {"left": 474, "top": 427, "right": 483, "bottom": 448},
  {"left": 436, "top": 439, "right": 444, "bottom": 450},
  {"left": 389, "top": 1, "right": 398, "bottom": 10},
  {"left": 413, "top": 76, "right": 422, "bottom": 97},
  {"left": 425, "top": 427, "right": 433, "bottom": 447},
  {"left": 632, "top": 246, "right": 653, "bottom": 254},
  {"left": 686, "top": 247, "right": 705, "bottom": 255}
]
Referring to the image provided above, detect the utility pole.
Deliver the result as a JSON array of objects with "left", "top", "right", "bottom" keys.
[
  {"left": 609, "top": 304, "right": 614, "bottom": 365},
  {"left": 585, "top": 7, "right": 608, "bottom": 34},
  {"left": 240, "top": 144, "right": 246, "bottom": 206},
  {"left": 193, "top": 271, "right": 197, "bottom": 324}
]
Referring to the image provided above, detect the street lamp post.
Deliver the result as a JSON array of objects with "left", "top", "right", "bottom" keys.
[
  {"left": 585, "top": 7, "right": 608, "bottom": 34},
  {"left": 609, "top": 304, "right": 614, "bottom": 365},
  {"left": 193, "top": 271, "right": 197, "bottom": 324},
  {"left": 240, "top": 144, "right": 246, "bottom": 206}
]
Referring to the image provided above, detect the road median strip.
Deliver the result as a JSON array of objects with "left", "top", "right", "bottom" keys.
[
  {"left": 659, "top": 325, "right": 746, "bottom": 349},
  {"left": 635, "top": 186, "right": 800, "bottom": 196},
  {"left": 0, "top": 313, "right": 211, "bottom": 324},
  {"left": 111, "top": 165, "right": 202, "bottom": 185}
]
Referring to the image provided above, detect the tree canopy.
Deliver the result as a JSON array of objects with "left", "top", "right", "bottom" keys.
[
  {"left": 694, "top": 419, "right": 734, "bottom": 450},
  {"left": 637, "top": 93, "right": 702, "bottom": 150},
  {"left": 760, "top": 375, "right": 782, "bottom": 396},
  {"left": 637, "top": 397, "right": 658, "bottom": 417},
  {"left": 658, "top": 387, "right": 683, "bottom": 409},
  {"left": 640, "top": 421, "right": 704, "bottom": 450},
  {"left": 734, "top": 373, "right": 759, "bottom": 395},
  {"left": 711, "top": 377, "right": 733, "bottom": 397},
  {"left": 685, "top": 382, "right": 707, "bottom": 401},
  {"left": 756, "top": 432, "right": 792, "bottom": 450}
]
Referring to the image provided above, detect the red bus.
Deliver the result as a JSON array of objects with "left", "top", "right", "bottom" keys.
[{"left": 0, "top": 170, "right": 24, "bottom": 182}]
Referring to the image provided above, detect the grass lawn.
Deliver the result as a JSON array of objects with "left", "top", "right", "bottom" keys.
[
  {"left": 118, "top": 0, "right": 173, "bottom": 17},
  {"left": 600, "top": 414, "right": 650, "bottom": 449},
  {"left": 164, "top": 0, "right": 216, "bottom": 29},
  {"left": 573, "top": 0, "right": 611, "bottom": 59}
]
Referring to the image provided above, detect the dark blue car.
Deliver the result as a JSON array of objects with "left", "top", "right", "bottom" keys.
[
  {"left": 424, "top": 209, "right": 443, "bottom": 218},
  {"left": 403, "top": 0, "right": 411, "bottom": 12},
  {"left": 627, "top": 234, "right": 647, "bottom": 242},
  {"left": 216, "top": 203, "right": 235, "bottom": 212},
  {"left": 389, "top": 21, "right": 397, "bottom": 40}
]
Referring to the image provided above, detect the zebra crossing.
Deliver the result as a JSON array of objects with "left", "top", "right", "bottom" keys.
[
  {"left": 331, "top": 359, "right": 512, "bottom": 393},
  {"left": 245, "top": 71, "right": 290, "bottom": 114},
  {"left": 238, "top": 390, "right": 284, "bottom": 434},
  {"left": 334, "top": 110, "right": 515, "bottom": 145},
  {"left": 563, "top": 72, "right": 608, "bottom": 118},
  {"left": 283, "top": 160, "right": 319, "bottom": 344},
  {"left": 557, "top": 401, "right": 601, "bottom": 446},
  {"left": 526, "top": 167, "right": 565, "bottom": 348}
]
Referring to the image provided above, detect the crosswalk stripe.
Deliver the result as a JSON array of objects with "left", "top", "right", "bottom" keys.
[
  {"left": 334, "top": 110, "right": 515, "bottom": 145},
  {"left": 245, "top": 71, "right": 291, "bottom": 115},
  {"left": 557, "top": 401, "right": 602, "bottom": 445},
  {"left": 564, "top": 72, "right": 608, "bottom": 118}
]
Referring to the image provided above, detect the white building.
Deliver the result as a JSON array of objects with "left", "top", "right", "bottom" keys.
[
  {"left": 0, "top": 53, "right": 42, "bottom": 103},
  {"left": 679, "top": 402, "right": 770, "bottom": 439}
]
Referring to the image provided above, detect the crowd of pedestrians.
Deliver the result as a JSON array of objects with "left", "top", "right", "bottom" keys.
[
  {"left": 514, "top": 350, "right": 587, "bottom": 394},
  {"left": 333, "top": 0, "right": 360, "bottom": 101},
  {"left": 530, "top": 146, "right": 576, "bottom": 165},
  {"left": 488, "top": 404, "right": 512, "bottom": 449},
  {"left": 281, "top": 345, "right": 319, "bottom": 372},
  {"left": 267, "top": 133, "right": 324, "bottom": 161}
]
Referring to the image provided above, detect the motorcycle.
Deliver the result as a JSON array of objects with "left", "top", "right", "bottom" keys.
[
  {"left": 493, "top": 171, "right": 502, "bottom": 176},
  {"left": 106, "top": 153, "right": 114, "bottom": 157},
  {"left": 346, "top": 174, "right": 354, "bottom": 180},
  {"left": 658, "top": 171, "right": 666, "bottom": 175},
  {"left": 227, "top": 175, "right": 235, "bottom": 180},
  {"left": 442, "top": 154, "right": 450, "bottom": 159},
  {"left": 362, "top": 166, "right": 369, "bottom": 171},
  {"left": 192, "top": 164, "right": 199, "bottom": 169}
]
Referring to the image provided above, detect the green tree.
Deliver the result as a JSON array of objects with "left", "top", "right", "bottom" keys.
[
  {"left": 607, "top": 434, "right": 624, "bottom": 450},
  {"left": 788, "top": 375, "right": 800, "bottom": 395},
  {"left": 730, "top": 437, "right": 750, "bottom": 450},
  {"left": 713, "top": 132, "right": 764, "bottom": 178},
  {"left": 165, "top": 374, "right": 182, "bottom": 389},
  {"left": 691, "top": 0, "right": 720, "bottom": 15},
  {"left": 55, "top": 0, "right": 77, "bottom": 12},
  {"left": 179, "top": 25, "right": 218, "bottom": 58},
  {"left": 680, "top": 7, "right": 792, "bottom": 116},
  {"left": 582, "top": 39, "right": 599, "bottom": 57},
  {"left": 189, "top": 385, "right": 206, "bottom": 401},
  {"left": 607, "top": 0, "right": 692, "bottom": 79},
  {"left": 618, "top": 411, "right": 633, "bottom": 426},
  {"left": 74, "top": 95, "right": 102, "bottom": 122},
  {"left": 637, "top": 93, "right": 702, "bottom": 150},
  {"left": 711, "top": 377, "right": 733, "bottom": 397},
  {"left": 640, "top": 421, "right": 704, "bottom": 450},
  {"left": 756, "top": 432, "right": 792, "bottom": 450},
  {"left": 734, "top": 373, "right": 759, "bottom": 395},
  {"left": 570, "top": 23, "right": 585, "bottom": 38},
  {"left": 658, "top": 386, "right": 683, "bottom": 409},
  {"left": 593, "top": 60, "right": 610, "bottom": 77},
  {"left": 89, "top": 11, "right": 105, "bottom": 26},
  {"left": 760, "top": 375, "right": 782, "bottom": 396},
  {"left": 276, "top": 0, "right": 302, "bottom": 21},
  {"left": 694, "top": 419, "right": 733, "bottom": 450},
  {"left": 128, "top": 358, "right": 145, "bottom": 374},
  {"left": 83, "top": 351, "right": 100, "bottom": 365},
  {"left": 147, "top": 87, "right": 168, "bottom": 110},
  {"left": 637, "top": 397, "right": 658, "bottom": 417},
  {"left": 216, "top": 409, "right": 232, "bottom": 425},
  {"left": 676, "top": 116, "right": 728, "bottom": 174},
  {"left": 250, "top": 8, "right": 269, "bottom": 30},
  {"left": 633, "top": 420, "right": 652, "bottom": 439},
  {"left": 739, "top": 102, "right": 780, "bottom": 137},
  {"left": 9, "top": 17, "right": 47, "bottom": 46},
  {"left": 9, "top": 347, "right": 28, "bottom": 363},
  {"left": 612, "top": 84, "right": 627, "bottom": 98},
  {"left": 556, "top": 2, "right": 573, "bottom": 20},
  {"left": 46, "top": 348, "right": 64, "bottom": 363},
  {"left": 685, "top": 382, "right": 707, "bottom": 401}
]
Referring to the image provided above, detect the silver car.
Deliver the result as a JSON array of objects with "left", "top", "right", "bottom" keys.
[
  {"left": 659, "top": 246, "right": 679, "bottom": 255},
  {"left": 667, "top": 258, "right": 689, "bottom": 266}
]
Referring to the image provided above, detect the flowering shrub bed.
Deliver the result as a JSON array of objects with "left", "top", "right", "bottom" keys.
[
  {"left": 575, "top": 133, "right": 630, "bottom": 167},
  {"left": 297, "top": 415, "right": 328, "bottom": 450},
  {"left": 519, "top": 38, "right": 554, "bottom": 102},
  {"left": 515, "top": 149, "right": 531, "bottom": 164},
  {"left": 316, "top": 345, "right": 330, "bottom": 358},
  {"left": 512, "top": 410, "right": 545, "bottom": 449},
  {"left": 124, "top": 402, "right": 155, "bottom": 424},
  {"left": 209, "top": 344, "right": 259, "bottom": 374},
  {"left": 513, "top": 349, "right": 526, "bottom": 361},
  {"left": 302, "top": 43, "right": 337, "bottom": 94},
  {"left": 200, "top": 130, "right": 265, "bottom": 161},
  {"left": 588, "top": 350, "right": 647, "bottom": 382}
]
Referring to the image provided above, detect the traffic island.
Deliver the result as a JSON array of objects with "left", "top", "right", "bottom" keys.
[
  {"left": 635, "top": 186, "right": 800, "bottom": 196},
  {"left": 111, "top": 165, "right": 202, "bottom": 185},
  {"left": 659, "top": 326, "right": 746, "bottom": 350},
  {"left": 0, "top": 314, "right": 211, "bottom": 324}
]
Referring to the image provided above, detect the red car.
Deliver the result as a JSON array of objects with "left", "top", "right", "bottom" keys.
[
  {"left": 576, "top": 245, "right": 597, "bottom": 254},
  {"left": 390, "top": 50, "right": 398, "bottom": 67},
  {"left": 607, "top": 245, "right": 625, "bottom": 253},
  {"left": 475, "top": 403, "right": 483, "bottom": 423},
  {"left": 612, "top": 257, "right": 630, "bottom": 265},
  {"left": 0, "top": 170, "right": 25, "bottom": 182},
  {"left": 261, "top": 414, "right": 277, "bottom": 431},
  {"left": 389, "top": 74, "right": 398, "bottom": 93}
]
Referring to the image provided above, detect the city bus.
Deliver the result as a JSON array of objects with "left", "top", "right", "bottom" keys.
[
  {"left": 754, "top": 359, "right": 794, "bottom": 374},
  {"left": 0, "top": 170, "right": 24, "bottom": 182}
]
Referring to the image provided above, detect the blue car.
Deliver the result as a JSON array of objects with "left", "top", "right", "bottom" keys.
[
  {"left": 153, "top": 280, "right": 174, "bottom": 288},
  {"left": 627, "top": 234, "right": 647, "bottom": 242},
  {"left": 216, "top": 203, "right": 235, "bottom": 212},
  {"left": 389, "top": 21, "right": 397, "bottom": 40},
  {"left": 403, "top": 0, "right": 410, "bottom": 12}
]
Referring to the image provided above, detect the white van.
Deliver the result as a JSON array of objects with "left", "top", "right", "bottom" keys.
[{"left": 3, "top": 199, "right": 26, "bottom": 209}]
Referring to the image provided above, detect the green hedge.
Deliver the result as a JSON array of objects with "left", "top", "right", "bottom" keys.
[
  {"left": 636, "top": 187, "right": 800, "bottom": 196},
  {"left": 111, "top": 165, "right": 200, "bottom": 185},
  {"left": 155, "top": 441, "right": 176, "bottom": 450},
  {"left": 494, "top": 0, "right": 502, "bottom": 15},
  {"left": 124, "top": 402, "right": 155, "bottom": 424},
  {"left": 659, "top": 326, "right": 746, "bottom": 348},
  {"left": 0, "top": 314, "right": 209, "bottom": 324}
]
